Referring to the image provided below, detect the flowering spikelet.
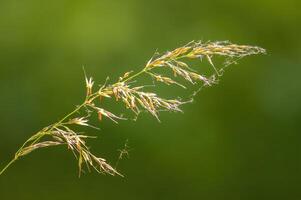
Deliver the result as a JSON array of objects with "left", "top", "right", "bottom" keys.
[
  {"left": 96, "top": 108, "right": 125, "bottom": 123},
  {"left": 149, "top": 73, "right": 186, "bottom": 88},
  {"left": 51, "top": 127, "right": 121, "bottom": 176},
  {"left": 68, "top": 117, "right": 90, "bottom": 126},
  {"left": 85, "top": 77, "right": 94, "bottom": 97},
  {"left": 0, "top": 40, "right": 265, "bottom": 177}
]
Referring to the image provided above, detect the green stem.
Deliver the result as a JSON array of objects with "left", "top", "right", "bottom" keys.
[
  {"left": 0, "top": 158, "right": 17, "bottom": 176},
  {"left": 122, "top": 68, "right": 148, "bottom": 83},
  {"left": 0, "top": 102, "right": 87, "bottom": 176},
  {"left": 15, "top": 132, "right": 42, "bottom": 155},
  {"left": 55, "top": 102, "right": 86, "bottom": 126}
]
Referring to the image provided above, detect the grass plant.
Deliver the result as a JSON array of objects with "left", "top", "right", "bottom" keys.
[{"left": 0, "top": 41, "right": 265, "bottom": 177}]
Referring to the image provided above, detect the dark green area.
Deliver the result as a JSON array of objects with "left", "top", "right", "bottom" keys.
[{"left": 0, "top": 0, "right": 300, "bottom": 199}]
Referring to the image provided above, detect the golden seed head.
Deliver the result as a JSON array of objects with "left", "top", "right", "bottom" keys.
[{"left": 9, "top": 40, "right": 265, "bottom": 177}]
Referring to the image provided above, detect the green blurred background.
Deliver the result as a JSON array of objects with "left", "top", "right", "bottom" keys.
[{"left": 0, "top": 0, "right": 300, "bottom": 199}]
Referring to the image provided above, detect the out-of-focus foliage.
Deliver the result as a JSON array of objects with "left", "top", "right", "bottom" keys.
[{"left": 0, "top": 0, "right": 300, "bottom": 200}]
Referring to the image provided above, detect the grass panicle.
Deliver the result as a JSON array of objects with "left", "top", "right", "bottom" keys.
[{"left": 0, "top": 41, "right": 265, "bottom": 177}]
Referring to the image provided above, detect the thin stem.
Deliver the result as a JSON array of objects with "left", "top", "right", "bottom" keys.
[
  {"left": 15, "top": 132, "right": 42, "bottom": 156},
  {"left": 0, "top": 101, "right": 87, "bottom": 176},
  {"left": 122, "top": 67, "right": 148, "bottom": 83},
  {"left": 0, "top": 158, "right": 17, "bottom": 176},
  {"left": 55, "top": 102, "right": 87, "bottom": 126}
]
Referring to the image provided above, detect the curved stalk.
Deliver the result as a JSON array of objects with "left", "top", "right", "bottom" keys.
[{"left": 0, "top": 40, "right": 265, "bottom": 176}]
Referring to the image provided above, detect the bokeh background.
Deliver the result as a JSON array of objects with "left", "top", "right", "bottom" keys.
[{"left": 0, "top": 0, "right": 300, "bottom": 199}]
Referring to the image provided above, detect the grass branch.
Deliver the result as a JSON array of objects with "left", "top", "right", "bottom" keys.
[{"left": 0, "top": 40, "right": 265, "bottom": 177}]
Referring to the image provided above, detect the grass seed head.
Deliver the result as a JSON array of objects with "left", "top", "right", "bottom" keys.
[{"left": 1, "top": 40, "right": 265, "bottom": 177}]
